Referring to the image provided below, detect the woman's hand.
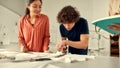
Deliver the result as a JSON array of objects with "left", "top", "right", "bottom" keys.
[{"left": 20, "top": 45, "right": 29, "bottom": 53}]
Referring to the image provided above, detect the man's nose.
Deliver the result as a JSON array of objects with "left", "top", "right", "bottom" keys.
[{"left": 65, "top": 25, "right": 69, "bottom": 29}]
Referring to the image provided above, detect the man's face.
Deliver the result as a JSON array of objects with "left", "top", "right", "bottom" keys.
[{"left": 63, "top": 23, "right": 75, "bottom": 31}]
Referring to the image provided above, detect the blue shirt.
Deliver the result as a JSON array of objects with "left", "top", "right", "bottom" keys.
[{"left": 60, "top": 18, "right": 89, "bottom": 55}]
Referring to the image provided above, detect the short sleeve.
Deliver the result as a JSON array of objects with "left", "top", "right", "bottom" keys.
[{"left": 79, "top": 18, "right": 89, "bottom": 34}]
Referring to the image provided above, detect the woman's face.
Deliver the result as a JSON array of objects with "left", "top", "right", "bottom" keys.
[
  {"left": 28, "top": 0, "right": 42, "bottom": 16},
  {"left": 63, "top": 23, "right": 75, "bottom": 31}
]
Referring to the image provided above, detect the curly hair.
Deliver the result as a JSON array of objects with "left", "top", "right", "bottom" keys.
[{"left": 57, "top": 5, "right": 80, "bottom": 24}]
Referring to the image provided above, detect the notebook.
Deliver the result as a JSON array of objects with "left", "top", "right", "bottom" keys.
[{"left": 92, "top": 15, "right": 120, "bottom": 34}]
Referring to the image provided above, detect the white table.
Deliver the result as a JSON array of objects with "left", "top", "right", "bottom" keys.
[
  {"left": 53, "top": 56, "right": 120, "bottom": 68},
  {"left": 0, "top": 56, "right": 120, "bottom": 68}
]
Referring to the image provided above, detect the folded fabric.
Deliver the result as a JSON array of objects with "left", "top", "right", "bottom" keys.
[{"left": 51, "top": 54, "right": 95, "bottom": 63}]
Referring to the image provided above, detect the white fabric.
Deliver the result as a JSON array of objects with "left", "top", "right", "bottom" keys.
[{"left": 51, "top": 54, "right": 95, "bottom": 63}]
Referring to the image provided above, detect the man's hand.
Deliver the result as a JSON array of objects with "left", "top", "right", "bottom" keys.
[{"left": 56, "top": 40, "right": 67, "bottom": 53}]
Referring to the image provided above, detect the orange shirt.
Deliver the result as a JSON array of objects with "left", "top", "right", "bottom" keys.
[{"left": 18, "top": 14, "right": 50, "bottom": 52}]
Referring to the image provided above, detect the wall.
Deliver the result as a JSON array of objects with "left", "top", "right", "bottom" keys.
[
  {"left": 90, "top": 0, "right": 110, "bottom": 52},
  {"left": 0, "top": 5, "right": 20, "bottom": 44},
  {"left": 0, "top": 0, "right": 26, "bottom": 44}
]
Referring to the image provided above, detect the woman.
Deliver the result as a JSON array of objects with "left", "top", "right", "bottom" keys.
[
  {"left": 56, "top": 6, "right": 89, "bottom": 55},
  {"left": 18, "top": 0, "right": 51, "bottom": 53}
]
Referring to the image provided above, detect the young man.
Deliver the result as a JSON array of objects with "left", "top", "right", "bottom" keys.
[{"left": 56, "top": 6, "right": 89, "bottom": 55}]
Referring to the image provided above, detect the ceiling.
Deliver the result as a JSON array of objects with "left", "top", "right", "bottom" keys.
[{"left": 0, "top": 0, "right": 27, "bottom": 16}]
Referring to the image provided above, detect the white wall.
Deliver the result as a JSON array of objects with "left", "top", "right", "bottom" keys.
[
  {"left": 90, "top": 0, "right": 110, "bottom": 52},
  {"left": 0, "top": 5, "right": 20, "bottom": 44}
]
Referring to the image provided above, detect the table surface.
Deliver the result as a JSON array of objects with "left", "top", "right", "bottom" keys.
[
  {"left": 53, "top": 56, "right": 120, "bottom": 68},
  {"left": 0, "top": 56, "right": 120, "bottom": 68},
  {"left": 0, "top": 49, "right": 120, "bottom": 68}
]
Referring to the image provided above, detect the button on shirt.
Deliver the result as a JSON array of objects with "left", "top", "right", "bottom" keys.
[{"left": 18, "top": 14, "right": 50, "bottom": 52}]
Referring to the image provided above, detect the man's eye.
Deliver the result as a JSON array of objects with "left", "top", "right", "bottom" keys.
[{"left": 32, "top": 6, "right": 37, "bottom": 8}]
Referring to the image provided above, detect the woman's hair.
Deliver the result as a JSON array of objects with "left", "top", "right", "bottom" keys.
[
  {"left": 25, "top": 0, "right": 42, "bottom": 16},
  {"left": 57, "top": 5, "right": 80, "bottom": 24}
]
